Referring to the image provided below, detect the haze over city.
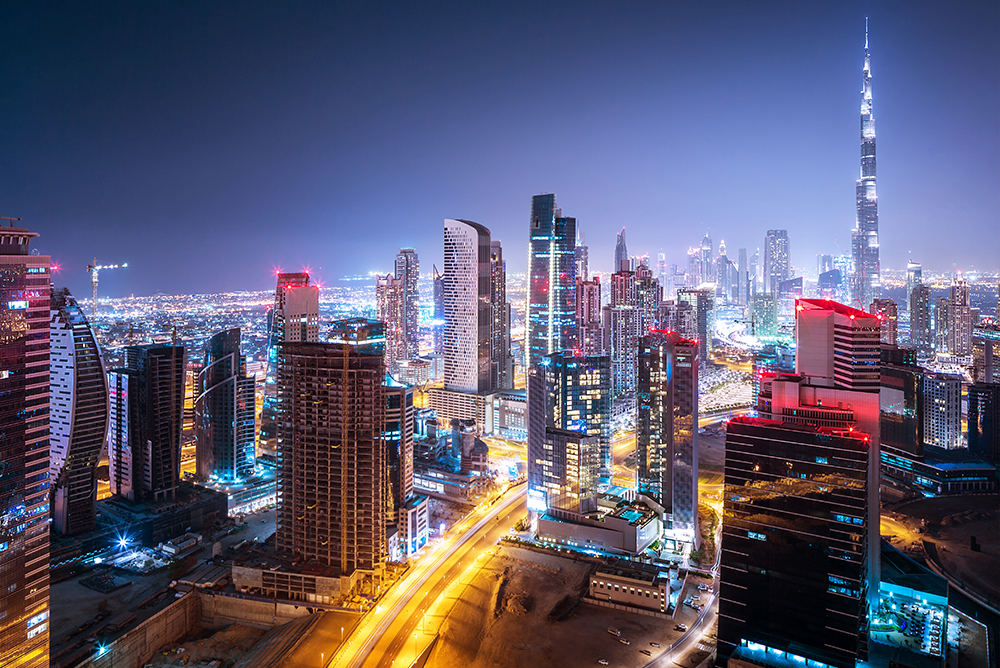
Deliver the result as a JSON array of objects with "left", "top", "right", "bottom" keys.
[{"left": 2, "top": 1, "right": 998, "bottom": 298}]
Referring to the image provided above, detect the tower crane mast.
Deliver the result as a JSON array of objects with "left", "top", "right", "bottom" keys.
[{"left": 87, "top": 258, "right": 128, "bottom": 318}]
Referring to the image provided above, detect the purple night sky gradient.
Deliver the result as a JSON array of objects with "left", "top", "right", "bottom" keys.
[{"left": 2, "top": 1, "right": 997, "bottom": 298}]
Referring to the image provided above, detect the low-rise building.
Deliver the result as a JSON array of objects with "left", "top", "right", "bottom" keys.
[
  {"left": 537, "top": 496, "right": 664, "bottom": 555},
  {"left": 589, "top": 565, "right": 670, "bottom": 614},
  {"left": 486, "top": 389, "right": 527, "bottom": 441}
]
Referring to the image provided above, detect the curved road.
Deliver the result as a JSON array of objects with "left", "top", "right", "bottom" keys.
[{"left": 328, "top": 485, "right": 526, "bottom": 668}]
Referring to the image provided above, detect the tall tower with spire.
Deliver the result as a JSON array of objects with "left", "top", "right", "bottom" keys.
[{"left": 851, "top": 19, "right": 880, "bottom": 309}]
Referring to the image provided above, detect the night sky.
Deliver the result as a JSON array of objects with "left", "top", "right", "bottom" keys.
[{"left": 3, "top": 1, "right": 997, "bottom": 298}]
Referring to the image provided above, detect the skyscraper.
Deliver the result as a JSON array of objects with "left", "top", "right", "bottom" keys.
[
  {"left": 376, "top": 273, "right": 406, "bottom": 375},
  {"left": 909, "top": 284, "right": 932, "bottom": 349},
  {"left": 718, "top": 418, "right": 872, "bottom": 668},
  {"left": 0, "top": 224, "right": 51, "bottom": 668},
  {"left": 737, "top": 247, "right": 749, "bottom": 306},
  {"left": 394, "top": 248, "right": 420, "bottom": 359},
  {"left": 527, "top": 194, "right": 577, "bottom": 369},
  {"left": 947, "top": 278, "right": 972, "bottom": 355},
  {"left": 576, "top": 276, "right": 603, "bottom": 356},
  {"left": 763, "top": 230, "right": 790, "bottom": 294},
  {"left": 934, "top": 297, "right": 949, "bottom": 352},
  {"left": 700, "top": 233, "right": 713, "bottom": 285},
  {"left": 870, "top": 297, "right": 897, "bottom": 345},
  {"left": 678, "top": 288, "right": 713, "bottom": 361},
  {"left": 260, "top": 272, "right": 319, "bottom": 459},
  {"left": 614, "top": 228, "right": 628, "bottom": 273},
  {"left": 195, "top": 328, "right": 256, "bottom": 483},
  {"left": 923, "top": 374, "right": 962, "bottom": 450},
  {"left": 527, "top": 352, "right": 612, "bottom": 511},
  {"left": 636, "top": 330, "right": 699, "bottom": 544},
  {"left": 443, "top": 218, "right": 493, "bottom": 394},
  {"left": 276, "top": 320, "right": 386, "bottom": 584},
  {"left": 968, "top": 383, "right": 1000, "bottom": 463},
  {"left": 817, "top": 253, "right": 834, "bottom": 278},
  {"left": 905, "top": 261, "right": 922, "bottom": 312},
  {"left": 851, "top": 23, "right": 880, "bottom": 308},
  {"left": 489, "top": 240, "right": 513, "bottom": 390},
  {"left": 49, "top": 288, "right": 109, "bottom": 536},
  {"left": 108, "top": 344, "right": 187, "bottom": 502},
  {"left": 576, "top": 232, "right": 589, "bottom": 282},
  {"left": 432, "top": 264, "right": 444, "bottom": 355}
]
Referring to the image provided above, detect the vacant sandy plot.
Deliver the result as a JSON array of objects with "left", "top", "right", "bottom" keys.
[{"left": 429, "top": 546, "right": 691, "bottom": 668}]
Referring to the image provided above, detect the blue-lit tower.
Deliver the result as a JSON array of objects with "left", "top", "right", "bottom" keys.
[
  {"left": 527, "top": 194, "right": 577, "bottom": 370},
  {"left": 851, "top": 20, "right": 880, "bottom": 308}
]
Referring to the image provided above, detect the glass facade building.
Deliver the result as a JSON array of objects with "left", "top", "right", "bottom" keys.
[
  {"left": 394, "top": 248, "right": 420, "bottom": 360},
  {"left": 527, "top": 194, "right": 577, "bottom": 370},
  {"left": 718, "top": 417, "right": 871, "bottom": 668},
  {"left": 851, "top": 25, "right": 880, "bottom": 308},
  {"left": 443, "top": 219, "right": 493, "bottom": 394},
  {"left": 636, "top": 331, "right": 699, "bottom": 543},
  {"left": 0, "top": 225, "right": 51, "bottom": 668},
  {"left": 195, "top": 328, "right": 256, "bottom": 482},
  {"left": 49, "top": 288, "right": 109, "bottom": 535}
]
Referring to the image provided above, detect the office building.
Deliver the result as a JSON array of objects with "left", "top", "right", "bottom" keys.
[
  {"left": 905, "top": 261, "right": 922, "bottom": 312},
  {"left": 376, "top": 273, "right": 406, "bottom": 375},
  {"left": 0, "top": 224, "right": 51, "bottom": 668},
  {"left": 490, "top": 240, "right": 513, "bottom": 390},
  {"left": 678, "top": 288, "right": 713, "bottom": 360},
  {"left": 260, "top": 272, "right": 319, "bottom": 458},
  {"left": 614, "top": 228, "right": 628, "bottom": 272},
  {"left": 576, "top": 233, "right": 589, "bottom": 282},
  {"left": 636, "top": 331, "right": 699, "bottom": 543},
  {"left": 49, "top": 288, "right": 108, "bottom": 536},
  {"left": 276, "top": 323, "right": 386, "bottom": 587},
  {"left": 527, "top": 194, "right": 577, "bottom": 368},
  {"left": 737, "top": 248, "right": 749, "bottom": 306},
  {"left": 923, "top": 374, "right": 962, "bottom": 450},
  {"left": 108, "top": 344, "right": 187, "bottom": 502},
  {"left": 763, "top": 230, "right": 790, "bottom": 294},
  {"left": 718, "top": 418, "right": 871, "bottom": 668},
  {"left": 443, "top": 218, "right": 493, "bottom": 394},
  {"left": 527, "top": 352, "right": 611, "bottom": 513},
  {"left": 432, "top": 264, "right": 444, "bottom": 355},
  {"left": 606, "top": 305, "right": 638, "bottom": 400},
  {"left": 383, "top": 376, "right": 428, "bottom": 556},
  {"left": 195, "top": 328, "right": 256, "bottom": 483},
  {"left": 934, "top": 297, "right": 950, "bottom": 353},
  {"left": 947, "top": 278, "right": 972, "bottom": 356},
  {"left": 751, "top": 293, "right": 777, "bottom": 338},
  {"left": 817, "top": 253, "right": 834, "bottom": 279},
  {"left": 851, "top": 27, "right": 881, "bottom": 308},
  {"left": 577, "top": 276, "right": 602, "bottom": 356},
  {"left": 796, "top": 298, "right": 881, "bottom": 391},
  {"left": 879, "top": 344, "right": 924, "bottom": 461},
  {"left": 869, "top": 297, "right": 897, "bottom": 345},
  {"left": 699, "top": 233, "right": 713, "bottom": 285},
  {"left": 968, "top": 383, "right": 1000, "bottom": 463},
  {"left": 394, "top": 248, "right": 420, "bottom": 359},
  {"left": 909, "top": 284, "right": 931, "bottom": 349},
  {"left": 818, "top": 269, "right": 842, "bottom": 299}
]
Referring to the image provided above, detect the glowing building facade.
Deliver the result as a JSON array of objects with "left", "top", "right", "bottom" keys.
[
  {"left": 851, "top": 24, "right": 881, "bottom": 308},
  {"left": 443, "top": 219, "right": 493, "bottom": 394},
  {"left": 49, "top": 288, "right": 109, "bottom": 535},
  {"left": 394, "top": 248, "right": 420, "bottom": 359},
  {"left": 527, "top": 194, "right": 577, "bottom": 369}
]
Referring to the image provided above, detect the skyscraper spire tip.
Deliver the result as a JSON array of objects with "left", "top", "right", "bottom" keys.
[{"left": 865, "top": 17, "right": 868, "bottom": 49}]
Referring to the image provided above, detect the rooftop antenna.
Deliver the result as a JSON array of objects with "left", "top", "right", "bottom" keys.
[
  {"left": 865, "top": 17, "right": 869, "bottom": 49},
  {"left": 0, "top": 216, "right": 22, "bottom": 227}
]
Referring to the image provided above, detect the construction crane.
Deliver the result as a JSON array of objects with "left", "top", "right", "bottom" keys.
[{"left": 87, "top": 258, "right": 128, "bottom": 318}]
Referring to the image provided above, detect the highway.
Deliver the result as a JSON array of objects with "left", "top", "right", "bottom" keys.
[{"left": 328, "top": 485, "right": 526, "bottom": 668}]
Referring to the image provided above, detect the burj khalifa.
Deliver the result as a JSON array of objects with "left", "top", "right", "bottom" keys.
[{"left": 851, "top": 20, "right": 880, "bottom": 309}]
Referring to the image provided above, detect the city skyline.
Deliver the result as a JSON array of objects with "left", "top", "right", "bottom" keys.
[{"left": 2, "top": 2, "right": 997, "bottom": 299}]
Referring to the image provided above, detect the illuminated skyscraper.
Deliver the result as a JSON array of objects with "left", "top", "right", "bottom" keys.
[
  {"left": 527, "top": 352, "right": 611, "bottom": 512},
  {"left": 275, "top": 321, "right": 386, "bottom": 583},
  {"left": 576, "top": 276, "right": 602, "bottom": 356},
  {"left": 700, "top": 233, "right": 713, "bottom": 284},
  {"left": 969, "top": 383, "right": 1000, "bottom": 463},
  {"left": 432, "top": 264, "right": 444, "bottom": 355},
  {"left": 376, "top": 273, "right": 406, "bottom": 375},
  {"left": 923, "top": 373, "right": 962, "bottom": 450},
  {"left": 576, "top": 232, "right": 590, "bottom": 282},
  {"left": 394, "top": 248, "right": 420, "bottom": 359},
  {"left": 678, "top": 288, "right": 713, "bottom": 360},
  {"left": 260, "top": 272, "right": 319, "bottom": 459},
  {"left": 718, "top": 418, "right": 872, "bottom": 668},
  {"left": 737, "top": 248, "right": 749, "bottom": 306},
  {"left": 851, "top": 23, "right": 880, "bottom": 307},
  {"left": 636, "top": 330, "right": 699, "bottom": 544},
  {"left": 0, "top": 224, "right": 51, "bottom": 667},
  {"left": 947, "top": 278, "right": 972, "bottom": 355},
  {"left": 108, "top": 344, "right": 187, "bottom": 502},
  {"left": 195, "top": 328, "right": 256, "bottom": 482},
  {"left": 870, "top": 297, "right": 897, "bottom": 345},
  {"left": 527, "top": 194, "right": 577, "bottom": 369},
  {"left": 909, "top": 284, "right": 932, "bottom": 349},
  {"left": 490, "top": 240, "right": 513, "bottom": 389},
  {"left": 614, "top": 228, "right": 628, "bottom": 272},
  {"left": 49, "top": 288, "right": 109, "bottom": 536},
  {"left": 905, "top": 261, "right": 922, "bottom": 312},
  {"left": 444, "top": 218, "right": 492, "bottom": 394},
  {"left": 763, "top": 229, "right": 790, "bottom": 294}
]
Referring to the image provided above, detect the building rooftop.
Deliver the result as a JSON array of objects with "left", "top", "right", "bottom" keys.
[{"left": 797, "top": 297, "right": 874, "bottom": 319}]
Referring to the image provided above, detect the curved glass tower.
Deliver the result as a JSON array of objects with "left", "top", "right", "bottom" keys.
[
  {"left": 851, "top": 20, "right": 880, "bottom": 308},
  {"left": 50, "top": 288, "right": 109, "bottom": 535}
]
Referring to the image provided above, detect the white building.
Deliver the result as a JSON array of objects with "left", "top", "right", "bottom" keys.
[{"left": 924, "top": 373, "right": 963, "bottom": 449}]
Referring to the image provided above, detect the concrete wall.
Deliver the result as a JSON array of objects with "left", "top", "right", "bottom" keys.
[
  {"left": 200, "top": 591, "right": 317, "bottom": 630},
  {"left": 79, "top": 592, "right": 200, "bottom": 668}
]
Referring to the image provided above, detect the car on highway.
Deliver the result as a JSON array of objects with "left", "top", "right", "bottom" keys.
[
  {"left": 675, "top": 624, "right": 688, "bottom": 632},
  {"left": 650, "top": 642, "right": 661, "bottom": 648},
  {"left": 640, "top": 649, "right": 652, "bottom": 656},
  {"left": 619, "top": 638, "right": 630, "bottom": 645},
  {"left": 598, "top": 660, "right": 608, "bottom": 665}
]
